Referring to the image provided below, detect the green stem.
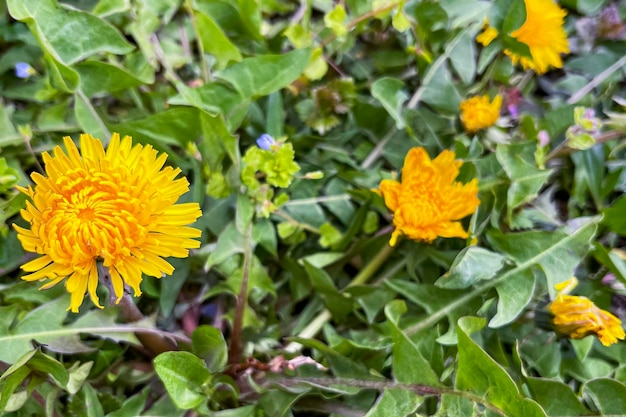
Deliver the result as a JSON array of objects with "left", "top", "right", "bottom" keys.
[
  {"left": 228, "top": 222, "right": 253, "bottom": 365},
  {"left": 285, "top": 243, "right": 395, "bottom": 353}
]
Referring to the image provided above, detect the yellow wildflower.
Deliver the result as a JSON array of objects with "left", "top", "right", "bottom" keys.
[
  {"left": 14, "top": 133, "right": 202, "bottom": 312},
  {"left": 477, "top": 20, "right": 498, "bottom": 46},
  {"left": 508, "top": 0, "right": 570, "bottom": 74},
  {"left": 378, "top": 147, "right": 479, "bottom": 246},
  {"left": 460, "top": 95, "right": 502, "bottom": 133},
  {"left": 549, "top": 277, "right": 625, "bottom": 346}
]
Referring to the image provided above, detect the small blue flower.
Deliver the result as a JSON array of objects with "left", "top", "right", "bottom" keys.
[
  {"left": 256, "top": 134, "right": 276, "bottom": 151},
  {"left": 15, "top": 62, "right": 34, "bottom": 79}
]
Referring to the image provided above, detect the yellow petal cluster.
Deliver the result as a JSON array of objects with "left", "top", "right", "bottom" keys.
[
  {"left": 508, "top": 0, "right": 570, "bottom": 74},
  {"left": 477, "top": 20, "right": 498, "bottom": 46},
  {"left": 14, "top": 133, "right": 203, "bottom": 312},
  {"left": 549, "top": 277, "right": 625, "bottom": 346},
  {"left": 378, "top": 148, "right": 479, "bottom": 246},
  {"left": 460, "top": 95, "right": 502, "bottom": 133}
]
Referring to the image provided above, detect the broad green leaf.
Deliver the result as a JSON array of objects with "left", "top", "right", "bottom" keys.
[
  {"left": 371, "top": 77, "right": 407, "bottom": 129},
  {"left": 111, "top": 107, "right": 202, "bottom": 147},
  {"left": 195, "top": 11, "right": 242, "bottom": 69},
  {"left": 258, "top": 390, "right": 304, "bottom": 417},
  {"left": 216, "top": 48, "right": 311, "bottom": 98},
  {"left": 43, "top": 52, "right": 79, "bottom": 93},
  {"left": 24, "top": 350, "right": 69, "bottom": 387},
  {"left": 487, "top": 219, "right": 597, "bottom": 298},
  {"left": 436, "top": 246, "right": 506, "bottom": 289},
  {"left": 495, "top": 142, "right": 553, "bottom": 220},
  {"left": 204, "top": 222, "right": 245, "bottom": 270},
  {"left": 154, "top": 351, "right": 211, "bottom": 410},
  {"left": 489, "top": 268, "right": 535, "bottom": 327},
  {"left": 456, "top": 317, "right": 546, "bottom": 417},
  {"left": 0, "top": 300, "right": 162, "bottom": 364},
  {"left": 192, "top": 326, "right": 228, "bottom": 373},
  {"left": 583, "top": 378, "right": 626, "bottom": 415},
  {"left": 603, "top": 195, "right": 626, "bottom": 236},
  {"left": 7, "top": 0, "right": 133, "bottom": 65},
  {"left": 448, "top": 29, "right": 476, "bottom": 85},
  {"left": 404, "top": 219, "right": 599, "bottom": 334},
  {"left": 75, "top": 61, "right": 150, "bottom": 97},
  {"left": 526, "top": 377, "right": 589, "bottom": 416},
  {"left": 92, "top": 0, "right": 130, "bottom": 17},
  {"left": 364, "top": 389, "right": 422, "bottom": 417},
  {"left": 384, "top": 300, "right": 442, "bottom": 386}
]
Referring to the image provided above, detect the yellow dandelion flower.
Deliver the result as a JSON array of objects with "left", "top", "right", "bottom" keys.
[
  {"left": 508, "top": 0, "right": 570, "bottom": 74},
  {"left": 549, "top": 277, "right": 625, "bottom": 346},
  {"left": 460, "top": 95, "right": 502, "bottom": 133},
  {"left": 477, "top": 19, "right": 498, "bottom": 46},
  {"left": 378, "top": 147, "right": 479, "bottom": 246},
  {"left": 14, "top": 133, "right": 203, "bottom": 312}
]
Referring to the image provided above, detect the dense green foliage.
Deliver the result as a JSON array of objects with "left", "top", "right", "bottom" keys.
[{"left": 2, "top": 0, "right": 626, "bottom": 416}]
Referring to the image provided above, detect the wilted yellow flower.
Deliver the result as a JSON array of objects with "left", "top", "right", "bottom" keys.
[
  {"left": 477, "top": 20, "right": 498, "bottom": 46},
  {"left": 378, "top": 148, "right": 479, "bottom": 246},
  {"left": 507, "top": 0, "right": 570, "bottom": 74},
  {"left": 14, "top": 133, "right": 202, "bottom": 312},
  {"left": 549, "top": 277, "right": 625, "bottom": 346},
  {"left": 460, "top": 95, "right": 502, "bottom": 133}
]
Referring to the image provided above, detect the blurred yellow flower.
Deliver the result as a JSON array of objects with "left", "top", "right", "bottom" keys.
[
  {"left": 15, "top": 133, "right": 202, "bottom": 312},
  {"left": 460, "top": 95, "right": 502, "bottom": 133},
  {"left": 508, "top": 0, "right": 569, "bottom": 74},
  {"left": 549, "top": 277, "right": 625, "bottom": 346},
  {"left": 378, "top": 148, "right": 479, "bottom": 246},
  {"left": 477, "top": 20, "right": 498, "bottom": 46}
]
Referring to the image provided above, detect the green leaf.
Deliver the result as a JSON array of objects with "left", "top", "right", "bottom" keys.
[
  {"left": 7, "top": 0, "right": 133, "bottom": 65},
  {"left": 456, "top": 317, "right": 546, "bottom": 417},
  {"left": 364, "top": 389, "right": 422, "bottom": 417},
  {"left": 487, "top": 220, "right": 597, "bottom": 298},
  {"left": 192, "top": 326, "right": 228, "bottom": 373},
  {"left": 75, "top": 61, "right": 150, "bottom": 97},
  {"left": 583, "top": 378, "right": 626, "bottom": 415},
  {"left": 602, "top": 195, "right": 626, "bottom": 236},
  {"left": 324, "top": 4, "right": 348, "bottom": 37},
  {"left": 0, "top": 300, "right": 163, "bottom": 364},
  {"left": 111, "top": 107, "right": 202, "bottom": 147},
  {"left": 0, "top": 101, "right": 21, "bottom": 147},
  {"left": 216, "top": 48, "right": 311, "bottom": 98},
  {"left": 404, "top": 218, "right": 599, "bottom": 335},
  {"left": 302, "top": 261, "right": 352, "bottom": 321},
  {"left": 448, "top": 28, "right": 476, "bottom": 85},
  {"left": 154, "top": 351, "right": 211, "bottom": 410},
  {"left": 436, "top": 246, "right": 506, "bottom": 289},
  {"left": 107, "top": 388, "right": 149, "bottom": 417},
  {"left": 74, "top": 90, "right": 110, "bottom": 140},
  {"left": 195, "top": 10, "right": 242, "bottom": 69},
  {"left": 0, "top": 366, "right": 29, "bottom": 413},
  {"left": 489, "top": 268, "right": 535, "bottom": 327},
  {"left": 384, "top": 300, "right": 442, "bottom": 386},
  {"left": 258, "top": 390, "right": 304, "bottom": 417},
  {"left": 526, "top": 377, "right": 589, "bottom": 416},
  {"left": 81, "top": 383, "right": 105, "bottom": 417},
  {"left": 371, "top": 77, "right": 407, "bottom": 129},
  {"left": 495, "top": 142, "right": 553, "bottom": 220}
]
